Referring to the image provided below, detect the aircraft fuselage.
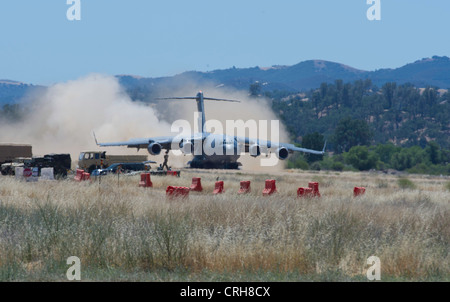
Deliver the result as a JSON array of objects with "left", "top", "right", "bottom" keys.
[{"left": 188, "top": 133, "right": 242, "bottom": 169}]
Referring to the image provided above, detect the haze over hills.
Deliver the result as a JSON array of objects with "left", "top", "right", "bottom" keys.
[
  {"left": 117, "top": 56, "right": 450, "bottom": 98},
  {"left": 0, "top": 80, "right": 44, "bottom": 105},
  {"left": 1, "top": 56, "right": 450, "bottom": 105}
]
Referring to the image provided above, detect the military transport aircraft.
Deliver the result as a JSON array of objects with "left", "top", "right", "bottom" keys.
[{"left": 95, "top": 91, "right": 326, "bottom": 169}]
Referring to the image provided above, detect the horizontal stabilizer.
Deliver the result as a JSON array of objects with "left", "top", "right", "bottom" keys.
[
  {"left": 156, "top": 96, "right": 240, "bottom": 103},
  {"left": 203, "top": 97, "right": 240, "bottom": 103}
]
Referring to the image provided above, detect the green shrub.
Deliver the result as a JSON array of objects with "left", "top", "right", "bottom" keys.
[
  {"left": 445, "top": 182, "right": 450, "bottom": 191},
  {"left": 376, "top": 179, "right": 388, "bottom": 188},
  {"left": 331, "top": 161, "right": 344, "bottom": 172},
  {"left": 397, "top": 178, "right": 416, "bottom": 190},
  {"left": 345, "top": 146, "right": 378, "bottom": 171},
  {"left": 287, "top": 155, "right": 309, "bottom": 170},
  {"left": 310, "top": 162, "right": 321, "bottom": 171}
]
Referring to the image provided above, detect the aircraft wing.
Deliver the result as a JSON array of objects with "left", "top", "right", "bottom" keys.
[
  {"left": 236, "top": 136, "right": 326, "bottom": 155},
  {"left": 95, "top": 133, "right": 325, "bottom": 155},
  {"left": 96, "top": 136, "right": 175, "bottom": 149},
  {"left": 95, "top": 134, "right": 204, "bottom": 150},
  {"left": 278, "top": 142, "right": 326, "bottom": 155}
]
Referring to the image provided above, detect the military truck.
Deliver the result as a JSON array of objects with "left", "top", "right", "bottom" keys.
[
  {"left": 25, "top": 154, "right": 72, "bottom": 178},
  {"left": 2, "top": 153, "right": 71, "bottom": 178},
  {"left": 1, "top": 157, "right": 31, "bottom": 175},
  {"left": 78, "top": 151, "right": 148, "bottom": 173},
  {"left": 0, "top": 144, "right": 32, "bottom": 165}
]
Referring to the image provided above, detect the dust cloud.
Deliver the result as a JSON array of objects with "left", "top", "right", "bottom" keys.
[
  {"left": 0, "top": 74, "right": 171, "bottom": 165},
  {"left": 0, "top": 74, "right": 290, "bottom": 171}
]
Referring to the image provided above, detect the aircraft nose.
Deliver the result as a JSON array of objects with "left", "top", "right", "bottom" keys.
[{"left": 224, "top": 144, "right": 235, "bottom": 155}]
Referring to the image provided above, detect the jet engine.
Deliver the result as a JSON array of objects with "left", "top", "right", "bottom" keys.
[
  {"left": 147, "top": 143, "right": 162, "bottom": 155},
  {"left": 249, "top": 144, "right": 261, "bottom": 157},
  {"left": 275, "top": 147, "right": 289, "bottom": 160}
]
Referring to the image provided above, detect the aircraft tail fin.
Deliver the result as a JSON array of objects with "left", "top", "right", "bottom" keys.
[
  {"left": 93, "top": 131, "right": 99, "bottom": 146},
  {"left": 156, "top": 92, "right": 240, "bottom": 134}
]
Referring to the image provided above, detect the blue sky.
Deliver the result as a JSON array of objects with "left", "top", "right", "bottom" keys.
[{"left": 0, "top": 0, "right": 449, "bottom": 85}]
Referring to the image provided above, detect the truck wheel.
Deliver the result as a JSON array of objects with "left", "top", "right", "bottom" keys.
[{"left": 2, "top": 167, "right": 12, "bottom": 175}]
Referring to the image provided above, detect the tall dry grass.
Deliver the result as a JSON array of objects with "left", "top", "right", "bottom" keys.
[{"left": 0, "top": 170, "right": 448, "bottom": 281}]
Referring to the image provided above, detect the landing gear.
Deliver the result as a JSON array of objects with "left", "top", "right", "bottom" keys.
[
  {"left": 223, "top": 162, "right": 240, "bottom": 170},
  {"left": 188, "top": 159, "right": 241, "bottom": 170}
]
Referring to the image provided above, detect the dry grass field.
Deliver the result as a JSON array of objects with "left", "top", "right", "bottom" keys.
[{"left": 0, "top": 169, "right": 449, "bottom": 281}]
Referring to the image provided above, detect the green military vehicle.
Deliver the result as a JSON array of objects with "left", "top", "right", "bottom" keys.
[
  {"left": 2, "top": 153, "right": 72, "bottom": 178},
  {"left": 1, "top": 157, "right": 31, "bottom": 175},
  {"left": 78, "top": 151, "right": 148, "bottom": 173},
  {"left": 24, "top": 154, "right": 72, "bottom": 178}
]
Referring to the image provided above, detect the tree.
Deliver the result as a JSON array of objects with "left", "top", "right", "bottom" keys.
[
  {"left": 333, "top": 117, "right": 373, "bottom": 153},
  {"left": 425, "top": 141, "right": 441, "bottom": 165},
  {"left": 249, "top": 82, "right": 262, "bottom": 97},
  {"left": 345, "top": 146, "right": 378, "bottom": 171},
  {"left": 302, "top": 132, "right": 325, "bottom": 163},
  {"left": 286, "top": 153, "right": 309, "bottom": 170},
  {"left": 373, "top": 143, "right": 400, "bottom": 165},
  {"left": 270, "top": 79, "right": 450, "bottom": 151},
  {"left": 391, "top": 146, "right": 425, "bottom": 171},
  {"left": 382, "top": 82, "right": 397, "bottom": 109},
  {"left": 0, "top": 104, "right": 22, "bottom": 121}
]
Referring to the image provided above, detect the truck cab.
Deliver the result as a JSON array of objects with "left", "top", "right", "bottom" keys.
[
  {"left": 78, "top": 151, "right": 148, "bottom": 173},
  {"left": 78, "top": 151, "right": 106, "bottom": 172},
  {"left": 79, "top": 151, "right": 106, "bottom": 161}
]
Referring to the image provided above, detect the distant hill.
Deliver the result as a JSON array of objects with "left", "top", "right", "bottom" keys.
[
  {"left": 369, "top": 56, "right": 450, "bottom": 89},
  {"left": 0, "top": 80, "right": 44, "bottom": 106},
  {"left": 2, "top": 56, "right": 450, "bottom": 105},
  {"left": 117, "top": 56, "right": 450, "bottom": 98}
]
